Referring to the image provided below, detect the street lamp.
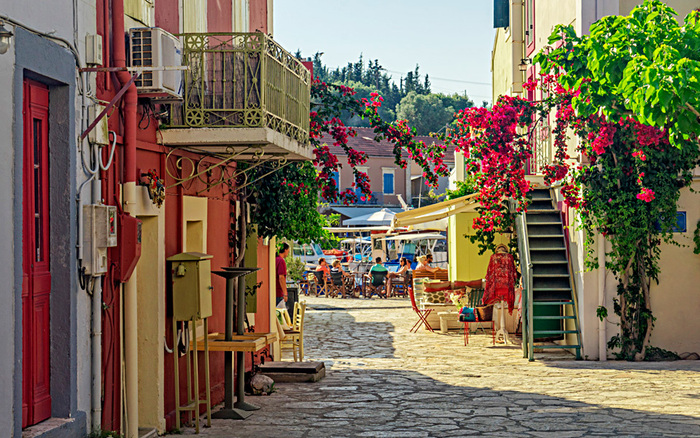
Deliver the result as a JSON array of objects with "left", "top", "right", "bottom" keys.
[
  {"left": 518, "top": 58, "right": 531, "bottom": 72},
  {"left": 0, "top": 21, "right": 14, "bottom": 55}
]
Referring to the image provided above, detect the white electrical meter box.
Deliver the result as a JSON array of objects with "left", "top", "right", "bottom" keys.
[
  {"left": 88, "top": 104, "right": 110, "bottom": 146},
  {"left": 85, "top": 34, "right": 103, "bottom": 66},
  {"left": 83, "top": 204, "right": 118, "bottom": 276}
]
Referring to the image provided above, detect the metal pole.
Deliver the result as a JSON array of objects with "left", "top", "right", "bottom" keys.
[
  {"left": 224, "top": 276, "right": 235, "bottom": 409},
  {"left": 234, "top": 274, "right": 259, "bottom": 411}
]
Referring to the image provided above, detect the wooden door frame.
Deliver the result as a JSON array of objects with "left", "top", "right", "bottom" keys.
[{"left": 22, "top": 78, "right": 52, "bottom": 428}]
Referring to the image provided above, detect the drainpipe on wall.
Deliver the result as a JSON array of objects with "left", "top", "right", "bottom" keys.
[
  {"left": 598, "top": 233, "right": 607, "bottom": 361},
  {"left": 112, "top": 0, "right": 139, "bottom": 436}
]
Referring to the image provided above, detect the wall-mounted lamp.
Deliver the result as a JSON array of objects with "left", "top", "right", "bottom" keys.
[
  {"left": 518, "top": 58, "right": 532, "bottom": 72},
  {"left": 0, "top": 21, "right": 14, "bottom": 55}
]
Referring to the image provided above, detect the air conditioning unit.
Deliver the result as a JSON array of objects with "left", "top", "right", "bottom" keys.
[{"left": 129, "top": 27, "right": 183, "bottom": 101}]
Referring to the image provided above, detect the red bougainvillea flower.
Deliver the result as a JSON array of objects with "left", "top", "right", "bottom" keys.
[{"left": 636, "top": 188, "right": 655, "bottom": 202}]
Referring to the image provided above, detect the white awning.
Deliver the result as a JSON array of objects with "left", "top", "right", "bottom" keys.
[
  {"left": 391, "top": 193, "right": 480, "bottom": 228},
  {"left": 380, "top": 232, "right": 446, "bottom": 241}
]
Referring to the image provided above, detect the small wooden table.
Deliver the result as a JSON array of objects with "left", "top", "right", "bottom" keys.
[{"left": 437, "top": 311, "right": 461, "bottom": 333}]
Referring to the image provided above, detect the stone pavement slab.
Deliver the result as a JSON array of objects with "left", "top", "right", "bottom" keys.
[{"left": 179, "top": 296, "right": 700, "bottom": 437}]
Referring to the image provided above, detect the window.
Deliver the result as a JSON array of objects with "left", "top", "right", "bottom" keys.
[
  {"left": 525, "top": 0, "right": 535, "bottom": 55},
  {"left": 382, "top": 169, "right": 395, "bottom": 195},
  {"left": 331, "top": 171, "right": 340, "bottom": 190},
  {"left": 233, "top": 0, "right": 250, "bottom": 32},
  {"left": 293, "top": 244, "right": 303, "bottom": 257}
]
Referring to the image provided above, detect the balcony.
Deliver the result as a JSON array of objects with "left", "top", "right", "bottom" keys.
[{"left": 161, "top": 32, "right": 312, "bottom": 160}]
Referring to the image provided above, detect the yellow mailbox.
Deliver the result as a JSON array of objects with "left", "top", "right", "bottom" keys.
[{"left": 167, "top": 252, "right": 214, "bottom": 321}]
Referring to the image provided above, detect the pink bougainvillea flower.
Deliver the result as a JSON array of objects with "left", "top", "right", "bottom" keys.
[
  {"left": 632, "top": 149, "right": 647, "bottom": 161},
  {"left": 636, "top": 188, "right": 655, "bottom": 202}
]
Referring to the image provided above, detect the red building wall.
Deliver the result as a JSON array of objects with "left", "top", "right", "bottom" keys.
[
  {"left": 97, "top": 0, "right": 275, "bottom": 431},
  {"left": 249, "top": 0, "right": 268, "bottom": 33},
  {"left": 155, "top": 0, "right": 180, "bottom": 34},
  {"left": 207, "top": 0, "right": 233, "bottom": 32}
]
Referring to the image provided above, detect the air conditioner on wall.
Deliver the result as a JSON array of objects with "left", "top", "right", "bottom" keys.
[{"left": 129, "top": 27, "right": 183, "bottom": 100}]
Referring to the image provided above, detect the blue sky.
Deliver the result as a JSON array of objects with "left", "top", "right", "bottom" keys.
[{"left": 274, "top": 0, "right": 496, "bottom": 103}]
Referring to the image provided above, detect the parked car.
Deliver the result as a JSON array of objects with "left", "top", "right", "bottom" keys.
[{"left": 292, "top": 242, "right": 337, "bottom": 269}]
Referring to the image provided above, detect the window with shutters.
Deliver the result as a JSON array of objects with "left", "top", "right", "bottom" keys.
[
  {"left": 125, "top": 0, "right": 154, "bottom": 26},
  {"left": 525, "top": 0, "right": 535, "bottom": 55},
  {"left": 183, "top": 0, "right": 207, "bottom": 33}
]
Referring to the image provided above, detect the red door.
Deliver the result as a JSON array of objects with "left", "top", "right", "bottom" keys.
[{"left": 22, "top": 79, "right": 52, "bottom": 428}]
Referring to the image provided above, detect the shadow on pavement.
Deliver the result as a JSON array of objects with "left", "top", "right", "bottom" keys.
[{"left": 187, "top": 366, "right": 700, "bottom": 437}]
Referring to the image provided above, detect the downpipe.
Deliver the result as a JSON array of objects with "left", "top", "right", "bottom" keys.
[
  {"left": 112, "top": 0, "right": 139, "bottom": 435},
  {"left": 598, "top": 233, "right": 607, "bottom": 361}
]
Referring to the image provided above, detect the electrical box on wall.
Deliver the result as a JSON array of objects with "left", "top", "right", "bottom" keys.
[
  {"left": 88, "top": 104, "right": 110, "bottom": 146},
  {"left": 167, "top": 252, "right": 213, "bottom": 321},
  {"left": 85, "top": 34, "right": 103, "bottom": 66},
  {"left": 83, "top": 204, "right": 118, "bottom": 276}
]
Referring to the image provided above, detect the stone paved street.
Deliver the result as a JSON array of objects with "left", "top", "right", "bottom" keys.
[{"left": 183, "top": 296, "right": 700, "bottom": 437}]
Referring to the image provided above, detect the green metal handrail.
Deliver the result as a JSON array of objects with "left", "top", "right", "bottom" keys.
[
  {"left": 165, "top": 32, "right": 311, "bottom": 144},
  {"left": 512, "top": 199, "right": 534, "bottom": 360}
]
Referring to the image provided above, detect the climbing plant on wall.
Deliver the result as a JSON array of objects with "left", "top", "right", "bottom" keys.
[{"left": 531, "top": 0, "right": 700, "bottom": 360}]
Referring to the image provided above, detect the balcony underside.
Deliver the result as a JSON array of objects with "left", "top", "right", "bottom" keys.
[{"left": 160, "top": 126, "right": 313, "bottom": 161}]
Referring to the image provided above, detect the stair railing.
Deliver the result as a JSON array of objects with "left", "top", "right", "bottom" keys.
[{"left": 511, "top": 200, "right": 534, "bottom": 360}]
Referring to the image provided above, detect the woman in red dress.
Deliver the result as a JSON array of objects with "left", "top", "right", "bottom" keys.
[{"left": 483, "top": 244, "right": 517, "bottom": 313}]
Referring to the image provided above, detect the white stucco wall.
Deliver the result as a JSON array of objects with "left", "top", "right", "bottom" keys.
[
  {"left": 0, "top": 39, "right": 17, "bottom": 436},
  {"left": 0, "top": 0, "right": 96, "bottom": 434}
]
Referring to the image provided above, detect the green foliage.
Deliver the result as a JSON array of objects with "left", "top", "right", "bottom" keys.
[
  {"left": 694, "top": 220, "right": 700, "bottom": 254},
  {"left": 310, "top": 52, "right": 474, "bottom": 132},
  {"left": 596, "top": 305, "right": 608, "bottom": 321},
  {"left": 248, "top": 161, "right": 329, "bottom": 242},
  {"left": 536, "top": 0, "right": 700, "bottom": 148},
  {"left": 285, "top": 255, "right": 307, "bottom": 283},
  {"left": 445, "top": 176, "right": 478, "bottom": 201},
  {"left": 396, "top": 92, "right": 474, "bottom": 135}
]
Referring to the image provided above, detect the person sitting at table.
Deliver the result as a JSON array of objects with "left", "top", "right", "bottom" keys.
[
  {"left": 315, "top": 258, "right": 330, "bottom": 280},
  {"left": 386, "top": 257, "right": 411, "bottom": 296},
  {"left": 426, "top": 253, "right": 447, "bottom": 272},
  {"left": 415, "top": 255, "right": 433, "bottom": 272},
  {"left": 309, "top": 258, "right": 330, "bottom": 296},
  {"left": 329, "top": 260, "right": 351, "bottom": 298},
  {"left": 364, "top": 257, "right": 389, "bottom": 298},
  {"left": 416, "top": 254, "right": 445, "bottom": 273}
]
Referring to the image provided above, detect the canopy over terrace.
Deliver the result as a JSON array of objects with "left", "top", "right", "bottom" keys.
[
  {"left": 343, "top": 208, "right": 397, "bottom": 226},
  {"left": 391, "top": 193, "right": 480, "bottom": 229}
]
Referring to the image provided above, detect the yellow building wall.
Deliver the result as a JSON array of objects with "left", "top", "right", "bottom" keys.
[
  {"left": 532, "top": 1, "right": 577, "bottom": 51},
  {"left": 131, "top": 186, "right": 166, "bottom": 432},
  {"left": 125, "top": 0, "right": 154, "bottom": 26},
  {"left": 649, "top": 182, "right": 700, "bottom": 353},
  {"left": 183, "top": 0, "right": 208, "bottom": 33},
  {"left": 491, "top": 28, "right": 513, "bottom": 102},
  {"left": 448, "top": 212, "right": 511, "bottom": 281},
  {"left": 620, "top": 0, "right": 700, "bottom": 17}
]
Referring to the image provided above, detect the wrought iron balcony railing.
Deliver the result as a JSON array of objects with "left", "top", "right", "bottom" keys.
[{"left": 166, "top": 32, "right": 311, "bottom": 144}]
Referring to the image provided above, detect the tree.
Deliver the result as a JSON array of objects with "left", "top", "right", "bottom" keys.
[
  {"left": 396, "top": 92, "right": 452, "bottom": 135},
  {"left": 250, "top": 80, "right": 450, "bottom": 242},
  {"left": 396, "top": 92, "right": 474, "bottom": 135}
]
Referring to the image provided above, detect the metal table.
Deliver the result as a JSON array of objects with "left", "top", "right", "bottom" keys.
[{"left": 211, "top": 267, "right": 261, "bottom": 420}]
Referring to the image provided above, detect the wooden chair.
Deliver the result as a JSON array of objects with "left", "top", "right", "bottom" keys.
[
  {"left": 408, "top": 286, "right": 434, "bottom": 333},
  {"left": 328, "top": 270, "right": 347, "bottom": 298},
  {"left": 389, "top": 271, "right": 412, "bottom": 297},
  {"left": 280, "top": 301, "right": 306, "bottom": 361},
  {"left": 307, "top": 271, "right": 328, "bottom": 297},
  {"left": 364, "top": 270, "right": 388, "bottom": 299}
]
